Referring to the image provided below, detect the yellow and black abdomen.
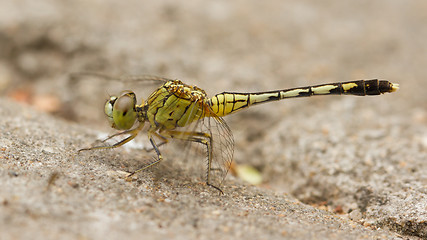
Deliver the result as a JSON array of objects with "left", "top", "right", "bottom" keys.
[{"left": 209, "top": 79, "right": 399, "bottom": 117}]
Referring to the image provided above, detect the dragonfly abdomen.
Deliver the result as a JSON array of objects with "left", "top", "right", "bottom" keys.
[{"left": 209, "top": 79, "right": 398, "bottom": 117}]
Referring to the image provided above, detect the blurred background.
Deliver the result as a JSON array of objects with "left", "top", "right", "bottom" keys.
[
  {"left": 1, "top": 0, "right": 422, "bottom": 124},
  {"left": 1, "top": 0, "right": 426, "bottom": 236}
]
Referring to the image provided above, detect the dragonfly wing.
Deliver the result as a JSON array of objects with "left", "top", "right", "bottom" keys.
[
  {"left": 154, "top": 98, "right": 234, "bottom": 190},
  {"left": 70, "top": 72, "right": 171, "bottom": 84},
  {"left": 199, "top": 108, "right": 234, "bottom": 189}
]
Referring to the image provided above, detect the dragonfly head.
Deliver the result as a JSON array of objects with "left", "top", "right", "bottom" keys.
[{"left": 104, "top": 91, "right": 137, "bottom": 130}]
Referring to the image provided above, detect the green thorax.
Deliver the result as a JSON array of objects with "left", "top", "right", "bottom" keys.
[{"left": 145, "top": 80, "right": 210, "bottom": 130}]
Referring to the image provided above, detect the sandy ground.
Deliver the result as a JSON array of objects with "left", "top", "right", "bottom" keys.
[{"left": 1, "top": 0, "right": 426, "bottom": 239}]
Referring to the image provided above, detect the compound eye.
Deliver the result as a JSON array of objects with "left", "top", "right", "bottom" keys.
[
  {"left": 114, "top": 93, "right": 134, "bottom": 114},
  {"left": 104, "top": 96, "right": 117, "bottom": 126},
  {"left": 111, "top": 91, "right": 137, "bottom": 130}
]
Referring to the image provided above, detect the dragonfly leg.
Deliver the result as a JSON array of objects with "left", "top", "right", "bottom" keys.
[
  {"left": 78, "top": 124, "right": 144, "bottom": 152},
  {"left": 100, "top": 128, "right": 139, "bottom": 143},
  {"left": 143, "top": 132, "right": 169, "bottom": 152},
  {"left": 162, "top": 130, "right": 223, "bottom": 194},
  {"left": 127, "top": 132, "right": 164, "bottom": 177}
]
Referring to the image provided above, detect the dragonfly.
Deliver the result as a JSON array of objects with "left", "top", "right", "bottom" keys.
[{"left": 78, "top": 72, "right": 399, "bottom": 193}]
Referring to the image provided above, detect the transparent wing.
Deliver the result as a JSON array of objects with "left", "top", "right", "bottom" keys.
[
  {"left": 138, "top": 82, "right": 235, "bottom": 189},
  {"left": 200, "top": 109, "right": 234, "bottom": 189},
  {"left": 69, "top": 71, "right": 171, "bottom": 84},
  {"left": 149, "top": 89, "right": 234, "bottom": 190}
]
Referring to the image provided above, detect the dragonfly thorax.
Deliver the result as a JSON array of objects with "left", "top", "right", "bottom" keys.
[{"left": 143, "top": 80, "right": 211, "bottom": 130}]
